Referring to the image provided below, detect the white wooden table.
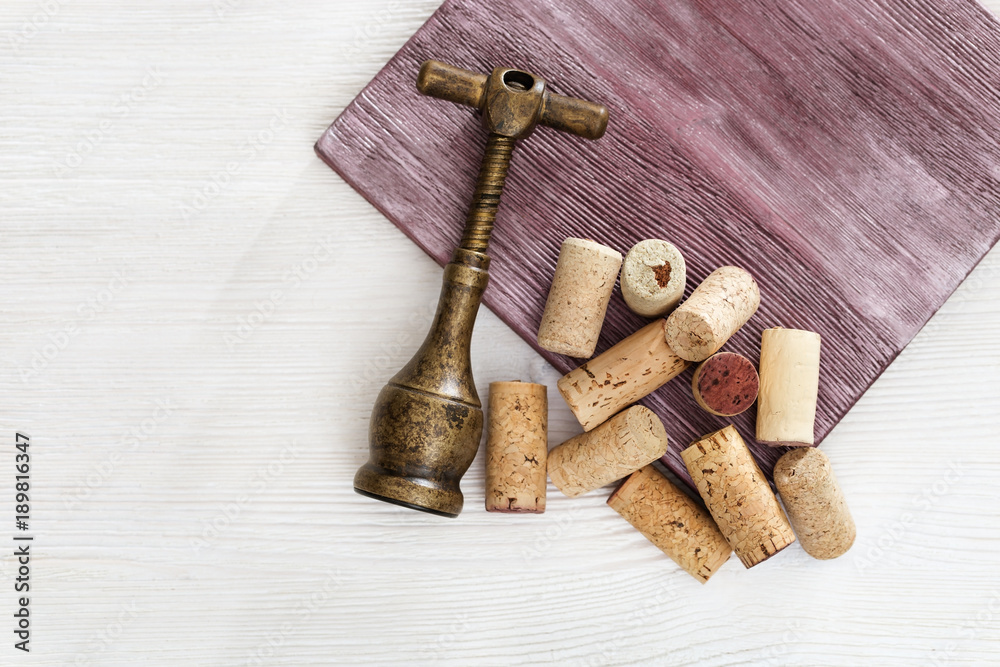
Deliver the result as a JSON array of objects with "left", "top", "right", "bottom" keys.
[{"left": 3, "top": 1, "right": 999, "bottom": 664}]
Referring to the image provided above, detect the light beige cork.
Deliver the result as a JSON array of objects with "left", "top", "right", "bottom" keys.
[
  {"left": 608, "top": 465, "right": 732, "bottom": 583},
  {"left": 773, "top": 448, "right": 855, "bottom": 560},
  {"left": 548, "top": 406, "right": 668, "bottom": 498},
  {"left": 664, "top": 266, "right": 760, "bottom": 362},
  {"left": 757, "top": 327, "right": 821, "bottom": 446},
  {"left": 557, "top": 320, "right": 691, "bottom": 431},
  {"left": 485, "top": 381, "right": 548, "bottom": 513},
  {"left": 537, "top": 238, "right": 623, "bottom": 358},
  {"left": 681, "top": 425, "right": 796, "bottom": 568},
  {"left": 621, "top": 239, "right": 687, "bottom": 318}
]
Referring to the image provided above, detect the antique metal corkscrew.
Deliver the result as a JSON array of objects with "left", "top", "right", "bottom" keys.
[{"left": 354, "top": 59, "right": 609, "bottom": 517}]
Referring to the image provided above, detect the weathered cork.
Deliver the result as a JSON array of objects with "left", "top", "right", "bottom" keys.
[
  {"left": 557, "top": 320, "right": 690, "bottom": 431},
  {"left": 691, "top": 352, "right": 759, "bottom": 417},
  {"left": 485, "top": 381, "right": 548, "bottom": 513},
  {"left": 664, "top": 266, "right": 760, "bottom": 362},
  {"left": 773, "top": 448, "right": 855, "bottom": 559},
  {"left": 608, "top": 465, "right": 732, "bottom": 583},
  {"left": 537, "top": 238, "right": 623, "bottom": 358},
  {"left": 621, "top": 239, "right": 687, "bottom": 318},
  {"left": 681, "top": 425, "right": 796, "bottom": 568},
  {"left": 757, "top": 327, "right": 821, "bottom": 446},
  {"left": 548, "top": 406, "right": 668, "bottom": 498}
]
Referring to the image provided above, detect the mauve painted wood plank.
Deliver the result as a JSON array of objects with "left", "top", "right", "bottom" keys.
[{"left": 316, "top": 0, "right": 1000, "bottom": 487}]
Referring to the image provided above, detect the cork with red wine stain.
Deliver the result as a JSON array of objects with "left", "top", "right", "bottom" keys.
[
  {"left": 621, "top": 239, "right": 687, "bottom": 318},
  {"left": 691, "top": 352, "right": 759, "bottom": 417}
]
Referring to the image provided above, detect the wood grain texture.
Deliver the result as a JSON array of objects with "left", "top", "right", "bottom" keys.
[
  {"left": 316, "top": 0, "right": 1000, "bottom": 486},
  {"left": 2, "top": 0, "right": 1000, "bottom": 665}
]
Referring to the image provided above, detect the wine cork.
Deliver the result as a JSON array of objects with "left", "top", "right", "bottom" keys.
[
  {"left": 756, "top": 327, "right": 821, "bottom": 446},
  {"left": 681, "top": 426, "right": 796, "bottom": 568},
  {"left": 608, "top": 465, "right": 732, "bottom": 583},
  {"left": 664, "top": 266, "right": 760, "bottom": 362},
  {"left": 773, "top": 448, "right": 855, "bottom": 560},
  {"left": 537, "top": 238, "right": 623, "bottom": 358},
  {"left": 485, "top": 381, "right": 548, "bottom": 513},
  {"left": 557, "top": 320, "right": 690, "bottom": 431},
  {"left": 691, "top": 352, "right": 759, "bottom": 417},
  {"left": 621, "top": 239, "right": 687, "bottom": 318},
  {"left": 548, "top": 406, "right": 668, "bottom": 498}
]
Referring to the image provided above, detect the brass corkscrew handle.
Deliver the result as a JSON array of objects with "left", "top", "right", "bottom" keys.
[{"left": 417, "top": 60, "right": 609, "bottom": 141}]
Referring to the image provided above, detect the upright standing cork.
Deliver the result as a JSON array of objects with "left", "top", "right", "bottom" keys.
[
  {"left": 608, "top": 465, "right": 732, "bottom": 583},
  {"left": 537, "top": 238, "right": 623, "bottom": 358},
  {"left": 773, "top": 448, "right": 855, "bottom": 559},
  {"left": 691, "top": 352, "right": 759, "bottom": 417},
  {"left": 485, "top": 381, "right": 548, "bottom": 513},
  {"left": 548, "top": 406, "right": 668, "bottom": 498},
  {"left": 664, "top": 266, "right": 760, "bottom": 362},
  {"left": 557, "top": 320, "right": 691, "bottom": 431},
  {"left": 757, "top": 327, "right": 821, "bottom": 446},
  {"left": 681, "top": 426, "right": 796, "bottom": 568},
  {"left": 620, "top": 239, "right": 687, "bottom": 318}
]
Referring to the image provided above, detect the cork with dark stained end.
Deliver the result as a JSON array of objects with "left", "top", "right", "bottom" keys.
[
  {"left": 691, "top": 352, "right": 759, "bottom": 417},
  {"left": 664, "top": 266, "right": 760, "bottom": 362},
  {"left": 681, "top": 425, "right": 796, "bottom": 568},
  {"left": 537, "top": 238, "right": 623, "bottom": 358},
  {"left": 608, "top": 465, "right": 732, "bottom": 583},
  {"left": 773, "top": 448, "right": 855, "bottom": 560},
  {"left": 548, "top": 406, "right": 668, "bottom": 498},
  {"left": 485, "top": 381, "right": 548, "bottom": 514},
  {"left": 621, "top": 239, "right": 687, "bottom": 318},
  {"left": 557, "top": 320, "right": 690, "bottom": 431}
]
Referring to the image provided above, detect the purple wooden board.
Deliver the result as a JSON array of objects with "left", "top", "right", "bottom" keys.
[{"left": 317, "top": 0, "right": 1000, "bottom": 487}]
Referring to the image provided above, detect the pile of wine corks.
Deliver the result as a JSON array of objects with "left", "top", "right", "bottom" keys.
[{"left": 485, "top": 237, "right": 854, "bottom": 583}]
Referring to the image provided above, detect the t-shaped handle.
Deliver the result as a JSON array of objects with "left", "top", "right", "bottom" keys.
[{"left": 418, "top": 60, "right": 609, "bottom": 141}]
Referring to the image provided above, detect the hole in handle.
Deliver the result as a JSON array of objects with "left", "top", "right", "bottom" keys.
[{"left": 502, "top": 70, "right": 534, "bottom": 92}]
